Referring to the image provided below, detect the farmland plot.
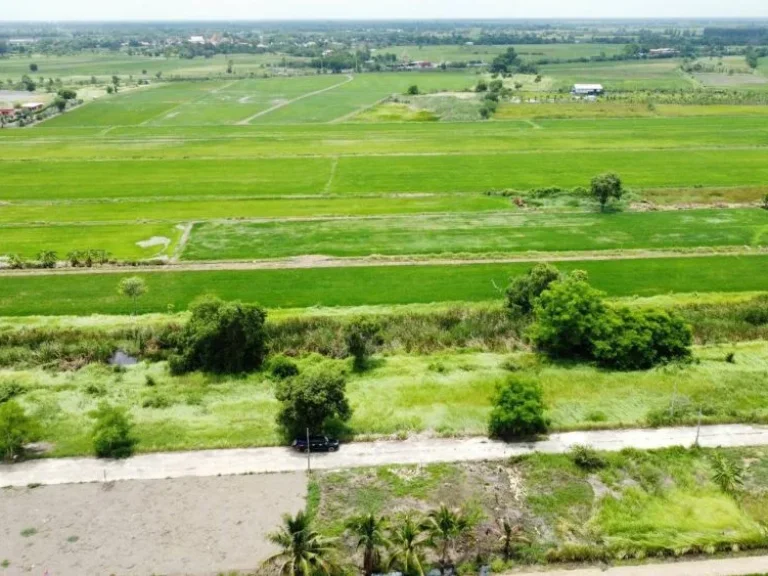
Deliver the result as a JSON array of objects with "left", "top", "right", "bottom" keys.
[{"left": 183, "top": 209, "right": 768, "bottom": 261}]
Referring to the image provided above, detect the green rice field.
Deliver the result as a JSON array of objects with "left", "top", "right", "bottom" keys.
[
  {"left": 0, "top": 254, "right": 767, "bottom": 316},
  {"left": 183, "top": 209, "right": 768, "bottom": 260}
]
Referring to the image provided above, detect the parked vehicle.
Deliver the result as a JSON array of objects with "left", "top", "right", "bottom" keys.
[{"left": 292, "top": 436, "right": 340, "bottom": 452}]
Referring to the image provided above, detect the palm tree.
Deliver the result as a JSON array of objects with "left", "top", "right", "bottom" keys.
[
  {"left": 346, "top": 513, "right": 389, "bottom": 576},
  {"left": 496, "top": 518, "right": 529, "bottom": 561},
  {"left": 711, "top": 452, "right": 744, "bottom": 496},
  {"left": 264, "top": 510, "right": 339, "bottom": 576},
  {"left": 387, "top": 513, "right": 426, "bottom": 576},
  {"left": 422, "top": 504, "right": 473, "bottom": 574}
]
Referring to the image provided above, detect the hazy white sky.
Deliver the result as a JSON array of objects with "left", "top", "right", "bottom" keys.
[{"left": 3, "top": 0, "right": 768, "bottom": 22}]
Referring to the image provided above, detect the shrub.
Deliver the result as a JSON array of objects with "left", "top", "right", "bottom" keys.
[
  {"left": 592, "top": 308, "right": 692, "bottom": 371},
  {"left": 170, "top": 296, "right": 267, "bottom": 375},
  {"left": 488, "top": 377, "right": 549, "bottom": 440},
  {"left": 725, "top": 352, "right": 736, "bottom": 364},
  {"left": 275, "top": 364, "right": 351, "bottom": 437},
  {"left": 269, "top": 355, "right": 300, "bottom": 379},
  {"left": 570, "top": 445, "right": 607, "bottom": 470},
  {"left": 406, "top": 85, "right": 419, "bottom": 95},
  {"left": 506, "top": 263, "right": 561, "bottom": 317},
  {"left": 0, "top": 401, "right": 37, "bottom": 461},
  {"left": 141, "top": 392, "right": 172, "bottom": 409},
  {"left": 345, "top": 317, "right": 382, "bottom": 371},
  {"left": 710, "top": 452, "right": 744, "bottom": 495},
  {"left": 0, "top": 381, "right": 24, "bottom": 404},
  {"left": 89, "top": 403, "right": 137, "bottom": 459}
]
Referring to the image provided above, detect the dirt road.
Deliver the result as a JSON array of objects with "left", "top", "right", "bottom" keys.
[
  {"left": 0, "top": 472, "right": 306, "bottom": 576},
  {"left": 2, "top": 424, "right": 767, "bottom": 488},
  {"left": 2, "top": 247, "right": 766, "bottom": 277}
]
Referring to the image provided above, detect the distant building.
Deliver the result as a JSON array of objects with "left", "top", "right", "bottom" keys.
[
  {"left": 648, "top": 48, "right": 679, "bottom": 58},
  {"left": 0, "top": 108, "right": 15, "bottom": 116},
  {"left": 9, "top": 38, "right": 35, "bottom": 45},
  {"left": 188, "top": 36, "right": 206, "bottom": 44},
  {"left": 572, "top": 84, "right": 604, "bottom": 96},
  {"left": 21, "top": 102, "right": 44, "bottom": 112}
]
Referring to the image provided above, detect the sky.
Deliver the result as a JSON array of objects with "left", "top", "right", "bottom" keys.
[{"left": 3, "top": 0, "right": 768, "bottom": 22}]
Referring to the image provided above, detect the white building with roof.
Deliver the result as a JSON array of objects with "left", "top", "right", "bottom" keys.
[{"left": 572, "top": 84, "right": 604, "bottom": 96}]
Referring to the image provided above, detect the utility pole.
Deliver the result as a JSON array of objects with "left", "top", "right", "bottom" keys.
[{"left": 695, "top": 408, "right": 703, "bottom": 447}]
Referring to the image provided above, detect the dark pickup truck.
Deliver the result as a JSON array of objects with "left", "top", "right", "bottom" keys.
[{"left": 292, "top": 436, "right": 340, "bottom": 452}]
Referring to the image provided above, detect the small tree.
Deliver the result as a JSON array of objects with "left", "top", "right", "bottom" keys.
[
  {"left": 711, "top": 452, "right": 744, "bottom": 496},
  {"left": 0, "top": 401, "right": 37, "bottom": 462},
  {"left": 265, "top": 511, "right": 339, "bottom": 576},
  {"left": 53, "top": 96, "right": 67, "bottom": 112},
  {"left": 29, "top": 63, "right": 38, "bottom": 72},
  {"left": 118, "top": 276, "right": 147, "bottom": 315},
  {"left": 406, "top": 85, "right": 419, "bottom": 95},
  {"left": 169, "top": 296, "right": 267, "bottom": 375},
  {"left": 496, "top": 518, "right": 529, "bottom": 561},
  {"left": 423, "top": 504, "right": 474, "bottom": 575},
  {"left": 506, "top": 263, "right": 561, "bottom": 317},
  {"left": 89, "top": 403, "right": 137, "bottom": 459},
  {"left": 345, "top": 317, "right": 382, "bottom": 371},
  {"left": 275, "top": 364, "right": 351, "bottom": 437},
  {"left": 762, "top": 193, "right": 768, "bottom": 210},
  {"left": 488, "top": 376, "right": 549, "bottom": 440},
  {"left": 347, "top": 513, "right": 389, "bottom": 576},
  {"left": 590, "top": 172, "right": 623, "bottom": 211}
]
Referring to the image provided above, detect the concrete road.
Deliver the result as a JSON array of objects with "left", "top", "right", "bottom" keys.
[
  {"left": 2, "top": 424, "right": 767, "bottom": 487},
  {"left": 510, "top": 554, "right": 768, "bottom": 575}
]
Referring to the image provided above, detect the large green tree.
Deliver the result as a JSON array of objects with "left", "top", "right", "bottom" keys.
[
  {"left": 590, "top": 172, "right": 624, "bottom": 211},
  {"left": 529, "top": 275, "right": 608, "bottom": 360},
  {"left": 170, "top": 296, "right": 267, "bottom": 375},
  {"left": 506, "top": 262, "right": 561, "bottom": 317},
  {"left": 275, "top": 364, "right": 351, "bottom": 437}
]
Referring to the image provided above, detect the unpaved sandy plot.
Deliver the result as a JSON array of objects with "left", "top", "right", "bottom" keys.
[{"left": 0, "top": 472, "right": 306, "bottom": 576}]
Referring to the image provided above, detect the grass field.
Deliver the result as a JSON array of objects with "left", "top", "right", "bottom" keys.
[
  {"left": 378, "top": 43, "right": 627, "bottom": 64},
  {"left": 4, "top": 148, "right": 768, "bottom": 203},
  {"left": 5, "top": 342, "right": 768, "bottom": 455},
  {"left": 542, "top": 59, "right": 694, "bottom": 91},
  {"left": 313, "top": 447, "right": 768, "bottom": 564},
  {"left": 0, "top": 53, "right": 306, "bottom": 82},
  {"left": 41, "top": 73, "right": 477, "bottom": 128},
  {"left": 182, "top": 209, "right": 768, "bottom": 260},
  {"left": 0, "top": 223, "right": 182, "bottom": 260},
  {"left": 0, "top": 254, "right": 767, "bottom": 316}
]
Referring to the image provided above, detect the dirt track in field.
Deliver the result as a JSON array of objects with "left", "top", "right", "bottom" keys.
[
  {"left": 1, "top": 246, "right": 766, "bottom": 277},
  {"left": 0, "top": 472, "right": 306, "bottom": 576}
]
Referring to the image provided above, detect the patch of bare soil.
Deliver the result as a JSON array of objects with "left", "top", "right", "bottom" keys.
[{"left": 0, "top": 472, "right": 306, "bottom": 576}]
